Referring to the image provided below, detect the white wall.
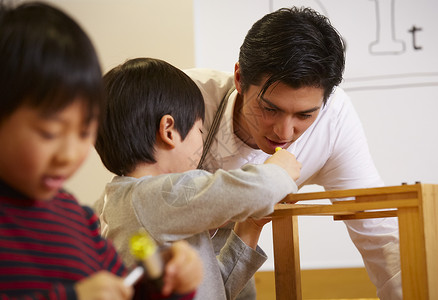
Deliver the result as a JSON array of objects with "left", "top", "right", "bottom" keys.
[
  {"left": 34, "top": 0, "right": 438, "bottom": 271},
  {"left": 193, "top": 0, "right": 438, "bottom": 270}
]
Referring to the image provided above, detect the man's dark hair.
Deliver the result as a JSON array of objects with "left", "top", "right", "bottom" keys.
[
  {"left": 238, "top": 6, "right": 345, "bottom": 103},
  {"left": 96, "top": 58, "right": 205, "bottom": 176},
  {"left": 0, "top": 1, "right": 103, "bottom": 123}
]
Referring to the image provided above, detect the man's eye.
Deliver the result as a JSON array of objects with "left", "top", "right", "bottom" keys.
[
  {"left": 264, "top": 106, "right": 277, "bottom": 113},
  {"left": 298, "top": 114, "right": 312, "bottom": 120}
]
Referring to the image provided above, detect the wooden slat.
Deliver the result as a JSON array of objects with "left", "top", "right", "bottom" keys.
[
  {"left": 281, "top": 184, "right": 420, "bottom": 202},
  {"left": 272, "top": 199, "right": 418, "bottom": 217},
  {"left": 333, "top": 210, "right": 397, "bottom": 220},
  {"left": 356, "top": 191, "right": 418, "bottom": 202}
]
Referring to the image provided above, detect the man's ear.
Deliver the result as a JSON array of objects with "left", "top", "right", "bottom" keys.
[
  {"left": 234, "top": 62, "right": 242, "bottom": 94},
  {"left": 158, "top": 115, "right": 177, "bottom": 149}
]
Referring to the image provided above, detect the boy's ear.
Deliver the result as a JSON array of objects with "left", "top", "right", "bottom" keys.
[
  {"left": 234, "top": 62, "right": 242, "bottom": 94},
  {"left": 159, "top": 115, "right": 177, "bottom": 148}
]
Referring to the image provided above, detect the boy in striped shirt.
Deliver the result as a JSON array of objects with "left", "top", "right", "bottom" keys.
[{"left": 0, "top": 2, "right": 202, "bottom": 300}]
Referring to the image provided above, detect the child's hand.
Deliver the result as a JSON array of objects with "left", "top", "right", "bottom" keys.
[
  {"left": 234, "top": 216, "right": 271, "bottom": 249},
  {"left": 264, "top": 149, "right": 301, "bottom": 181},
  {"left": 75, "top": 271, "right": 133, "bottom": 300},
  {"left": 161, "top": 240, "right": 203, "bottom": 296}
]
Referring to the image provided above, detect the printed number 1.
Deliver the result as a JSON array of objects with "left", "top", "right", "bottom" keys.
[{"left": 370, "top": 0, "right": 405, "bottom": 54}]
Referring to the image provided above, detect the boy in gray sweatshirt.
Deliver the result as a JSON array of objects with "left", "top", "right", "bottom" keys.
[{"left": 94, "top": 57, "right": 301, "bottom": 300}]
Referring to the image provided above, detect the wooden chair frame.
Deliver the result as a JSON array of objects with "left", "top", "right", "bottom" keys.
[{"left": 271, "top": 184, "right": 438, "bottom": 300}]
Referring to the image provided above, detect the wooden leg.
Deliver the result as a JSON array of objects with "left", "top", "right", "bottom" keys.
[
  {"left": 398, "top": 206, "right": 428, "bottom": 300},
  {"left": 420, "top": 185, "right": 438, "bottom": 299},
  {"left": 272, "top": 216, "right": 301, "bottom": 300}
]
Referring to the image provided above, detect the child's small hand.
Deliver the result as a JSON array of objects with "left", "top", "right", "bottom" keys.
[
  {"left": 75, "top": 271, "right": 133, "bottom": 300},
  {"left": 161, "top": 240, "right": 203, "bottom": 296},
  {"left": 264, "top": 149, "right": 301, "bottom": 181},
  {"left": 234, "top": 216, "right": 271, "bottom": 249}
]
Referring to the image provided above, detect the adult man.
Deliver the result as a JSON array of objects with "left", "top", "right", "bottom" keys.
[{"left": 185, "top": 6, "right": 401, "bottom": 300}]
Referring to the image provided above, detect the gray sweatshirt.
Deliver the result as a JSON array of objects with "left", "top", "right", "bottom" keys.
[{"left": 94, "top": 164, "right": 297, "bottom": 300}]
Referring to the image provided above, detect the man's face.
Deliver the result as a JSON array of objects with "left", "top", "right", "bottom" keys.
[{"left": 235, "top": 78, "right": 324, "bottom": 154}]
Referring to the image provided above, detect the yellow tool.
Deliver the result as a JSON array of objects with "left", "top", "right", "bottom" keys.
[{"left": 124, "top": 229, "right": 163, "bottom": 287}]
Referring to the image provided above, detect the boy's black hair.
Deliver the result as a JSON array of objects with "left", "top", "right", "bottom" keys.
[
  {"left": 0, "top": 1, "right": 103, "bottom": 123},
  {"left": 95, "top": 58, "right": 205, "bottom": 176},
  {"left": 239, "top": 7, "right": 345, "bottom": 103}
]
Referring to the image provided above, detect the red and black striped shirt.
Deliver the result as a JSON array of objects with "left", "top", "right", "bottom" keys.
[
  {"left": 0, "top": 181, "right": 195, "bottom": 300},
  {"left": 0, "top": 180, "right": 126, "bottom": 299}
]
